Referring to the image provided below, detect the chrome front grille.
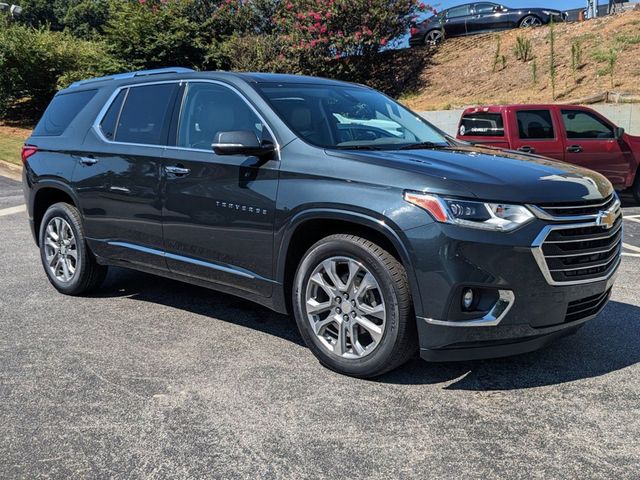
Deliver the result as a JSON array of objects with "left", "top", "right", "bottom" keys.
[
  {"left": 531, "top": 196, "right": 623, "bottom": 285},
  {"left": 530, "top": 194, "right": 617, "bottom": 219}
]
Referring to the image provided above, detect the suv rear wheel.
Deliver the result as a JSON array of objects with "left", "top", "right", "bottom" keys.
[
  {"left": 292, "top": 234, "right": 417, "bottom": 378},
  {"left": 39, "top": 202, "right": 107, "bottom": 295}
]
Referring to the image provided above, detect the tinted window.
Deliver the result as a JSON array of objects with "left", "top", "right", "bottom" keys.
[
  {"left": 459, "top": 112, "right": 504, "bottom": 137},
  {"left": 447, "top": 5, "right": 471, "bottom": 17},
  {"left": 177, "top": 83, "right": 264, "bottom": 149},
  {"left": 474, "top": 3, "right": 497, "bottom": 13},
  {"left": 99, "top": 90, "right": 126, "bottom": 141},
  {"left": 561, "top": 110, "right": 614, "bottom": 139},
  {"left": 516, "top": 110, "right": 555, "bottom": 139},
  {"left": 257, "top": 83, "right": 447, "bottom": 149},
  {"left": 33, "top": 89, "right": 97, "bottom": 136},
  {"left": 114, "top": 83, "right": 179, "bottom": 145}
]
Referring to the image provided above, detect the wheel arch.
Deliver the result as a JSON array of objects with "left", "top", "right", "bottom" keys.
[
  {"left": 519, "top": 13, "right": 542, "bottom": 26},
  {"left": 31, "top": 182, "right": 79, "bottom": 246},
  {"left": 277, "top": 209, "right": 423, "bottom": 316}
]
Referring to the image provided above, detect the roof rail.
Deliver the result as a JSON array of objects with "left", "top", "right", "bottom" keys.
[{"left": 68, "top": 67, "right": 194, "bottom": 88}]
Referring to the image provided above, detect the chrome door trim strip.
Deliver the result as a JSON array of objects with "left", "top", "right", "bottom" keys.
[{"left": 105, "top": 240, "right": 277, "bottom": 283}]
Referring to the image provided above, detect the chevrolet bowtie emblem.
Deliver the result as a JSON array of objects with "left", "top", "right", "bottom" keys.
[{"left": 596, "top": 210, "right": 617, "bottom": 229}]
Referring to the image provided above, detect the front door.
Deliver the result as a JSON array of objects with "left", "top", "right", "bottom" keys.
[
  {"left": 74, "top": 82, "right": 180, "bottom": 269},
  {"left": 468, "top": 3, "right": 508, "bottom": 33},
  {"left": 162, "top": 81, "right": 279, "bottom": 296},
  {"left": 560, "top": 108, "right": 631, "bottom": 188}
]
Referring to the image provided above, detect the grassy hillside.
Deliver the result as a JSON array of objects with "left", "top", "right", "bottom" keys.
[
  {"left": 403, "top": 10, "right": 640, "bottom": 111},
  {"left": 0, "top": 126, "right": 30, "bottom": 166}
]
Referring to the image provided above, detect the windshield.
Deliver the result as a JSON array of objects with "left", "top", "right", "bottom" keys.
[{"left": 255, "top": 82, "right": 449, "bottom": 150}]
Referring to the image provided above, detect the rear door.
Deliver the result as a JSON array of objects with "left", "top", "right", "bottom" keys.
[
  {"left": 468, "top": 3, "right": 509, "bottom": 33},
  {"left": 443, "top": 5, "right": 472, "bottom": 37},
  {"left": 560, "top": 108, "right": 631, "bottom": 188},
  {"left": 508, "top": 108, "right": 564, "bottom": 160},
  {"left": 161, "top": 81, "right": 279, "bottom": 296},
  {"left": 73, "top": 82, "right": 179, "bottom": 269}
]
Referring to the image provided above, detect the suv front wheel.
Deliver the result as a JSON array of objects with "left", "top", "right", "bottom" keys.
[
  {"left": 39, "top": 202, "right": 107, "bottom": 295},
  {"left": 293, "top": 234, "right": 417, "bottom": 378}
]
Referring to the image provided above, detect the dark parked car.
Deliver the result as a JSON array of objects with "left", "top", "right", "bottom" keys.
[
  {"left": 23, "top": 68, "right": 620, "bottom": 378},
  {"left": 409, "top": 2, "right": 567, "bottom": 46}
]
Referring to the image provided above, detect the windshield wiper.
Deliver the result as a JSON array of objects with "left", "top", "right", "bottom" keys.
[
  {"left": 396, "top": 142, "right": 449, "bottom": 151},
  {"left": 334, "top": 145, "right": 384, "bottom": 151}
]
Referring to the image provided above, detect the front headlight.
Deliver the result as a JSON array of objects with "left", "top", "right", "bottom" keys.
[
  {"left": 404, "top": 192, "right": 535, "bottom": 232},
  {"left": 542, "top": 10, "right": 559, "bottom": 15}
]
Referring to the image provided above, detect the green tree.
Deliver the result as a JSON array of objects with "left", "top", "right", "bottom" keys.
[
  {"left": 15, "top": 0, "right": 71, "bottom": 30},
  {"left": 63, "top": 0, "right": 110, "bottom": 39},
  {"left": 104, "top": 0, "right": 207, "bottom": 70}
]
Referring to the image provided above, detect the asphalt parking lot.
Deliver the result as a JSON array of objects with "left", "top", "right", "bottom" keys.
[{"left": 1, "top": 174, "right": 639, "bottom": 479}]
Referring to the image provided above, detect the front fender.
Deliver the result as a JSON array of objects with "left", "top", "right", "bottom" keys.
[{"left": 275, "top": 207, "right": 425, "bottom": 317}]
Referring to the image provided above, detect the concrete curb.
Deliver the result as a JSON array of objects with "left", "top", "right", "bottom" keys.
[{"left": 0, "top": 160, "right": 22, "bottom": 182}]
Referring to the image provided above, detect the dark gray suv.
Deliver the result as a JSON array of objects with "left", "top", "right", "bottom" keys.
[{"left": 22, "top": 68, "right": 621, "bottom": 377}]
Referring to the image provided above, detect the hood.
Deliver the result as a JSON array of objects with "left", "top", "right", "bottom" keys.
[{"left": 328, "top": 145, "right": 613, "bottom": 204}]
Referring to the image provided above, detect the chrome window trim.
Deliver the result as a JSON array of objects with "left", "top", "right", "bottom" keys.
[
  {"left": 91, "top": 79, "right": 281, "bottom": 158},
  {"left": 422, "top": 290, "right": 515, "bottom": 327},
  {"left": 530, "top": 219, "right": 623, "bottom": 286}
]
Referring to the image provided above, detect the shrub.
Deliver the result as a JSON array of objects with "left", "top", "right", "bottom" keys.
[
  {"left": 514, "top": 35, "right": 533, "bottom": 62},
  {"left": 0, "top": 20, "right": 124, "bottom": 120},
  {"left": 571, "top": 40, "right": 583, "bottom": 83},
  {"left": 548, "top": 19, "right": 557, "bottom": 99},
  {"left": 492, "top": 35, "right": 505, "bottom": 72},
  {"left": 593, "top": 47, "right": 619, "bottom": 89}
]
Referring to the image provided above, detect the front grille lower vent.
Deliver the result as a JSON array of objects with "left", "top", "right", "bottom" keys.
[{"left": 565, "top": 288, "right": 612, "bottom": 323}]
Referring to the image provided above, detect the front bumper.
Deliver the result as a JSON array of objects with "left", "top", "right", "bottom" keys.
[{"left": 405, "top": 218, "right": 620, "bottom": 361}]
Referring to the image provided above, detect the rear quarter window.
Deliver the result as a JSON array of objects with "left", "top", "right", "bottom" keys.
[
  {"left": 33, "top": 89, "right": 97, "bottom": 136},
  {"left": 459, "top": 112, "right": 504, "bottom": 137}
]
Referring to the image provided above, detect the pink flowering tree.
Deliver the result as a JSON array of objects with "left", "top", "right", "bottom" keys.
[{"left": 274, "top": 0, "right": 426, "bottom": 60}]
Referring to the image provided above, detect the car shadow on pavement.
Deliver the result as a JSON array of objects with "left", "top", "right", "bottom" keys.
[
  {"left": 97, "top": 268, "right": 639, "bottom": 390},
  {"left": 380, "top": 300, "right": 640, "bottom": 390},
  {"left": 96, "top": 267, "right": 305, "bottom": 347}
]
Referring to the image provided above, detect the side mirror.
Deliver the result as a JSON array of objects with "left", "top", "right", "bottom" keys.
[
  {"left": 213, "top": 130, "right": 275, "bottom": 157},
  {"left": 614, "top": 126, "right": 625, "bottom": 139}
]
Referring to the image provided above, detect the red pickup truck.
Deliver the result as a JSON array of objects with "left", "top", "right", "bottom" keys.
[{"left": 456, "top": 104, "right": 640, "bottom": 201}]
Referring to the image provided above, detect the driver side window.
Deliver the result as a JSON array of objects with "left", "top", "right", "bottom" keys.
[
  {"left": 561, "top": 110, "right": 614, "bottom": 139},
  {"left": 177, "top": 82, "right": 264, "bottom": 150},
  {"left": 474, "top": 3, "right": 497, "bottom": 14}
]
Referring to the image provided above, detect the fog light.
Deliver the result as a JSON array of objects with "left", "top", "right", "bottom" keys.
[{"left": 462, "top": 288, "right": 474, "bottom": 310}]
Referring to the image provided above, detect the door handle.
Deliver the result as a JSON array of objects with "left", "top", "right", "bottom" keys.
[
  {"left": 567, "top": 145, "right": 583, "bottom": 153},
  {"left": 517, "top": 145, "right": 535, "bottom": 153},
  {"left": 80, "top": 156, "right": 98, "bottom": 166},
  {"left": 165, "top": 165, "right": 191, "bottom": 176}
]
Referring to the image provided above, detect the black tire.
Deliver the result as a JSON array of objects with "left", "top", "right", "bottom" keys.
[
  {"left": 519, "top": 15, "right": 542, "bottom": 27},
  {"left": 632, "top": 175, "right": 640, "bottom": 204},
  {"left": 292, "top": 234, "right": 417, "bottom": 378},
  {"left": 39, "top": 202, "right": 107, "bottom": 295}
]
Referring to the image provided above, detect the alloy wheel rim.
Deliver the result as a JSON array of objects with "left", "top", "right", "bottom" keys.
[
  {"left": 305, "top": 256, "right": 386, "bottom": 359},
  {"left": 44, "top": 217, "right": 78, "bottom": 283},
  {"left": 521, "top": 16, "right": 542, "bottom": 27},
  {"left": 425, "top": 31, "right": 443, "bottom": 44}
]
